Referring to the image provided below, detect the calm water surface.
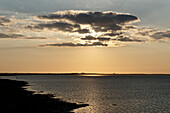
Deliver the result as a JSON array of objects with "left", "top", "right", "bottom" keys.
[{"left": 2, "top": 75, "right": 170, "bottom": 113}]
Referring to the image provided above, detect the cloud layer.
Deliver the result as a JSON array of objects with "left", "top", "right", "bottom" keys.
[
  {"left": 37, "top": 11, "right": 139, "bottom": 32},
  {"left": 0, "top": 33, "right": 46, "bottom": 39},
  {"left": 38, "top": 11, "right": 138, "bottom": 25},
  {"left": 30, "top": 10, "right": 142, "bottom": 47},
  {"left": 40, "top": 42, "right": 108, "bottom": 47},
  {"left": 136, "top": 29, "right": 170, "bottom": 41},
  {"left": 1, "top": 10, "right": 170, "bottom": 48},
  {"left": 0, "top": 33, "right": 23, "bottom": 38},
  {"left": 151, "top": 30, "right": 170, "bottom": 40},
  {"left": 0, "top": 16, "right": 10, "bottom": 25}
]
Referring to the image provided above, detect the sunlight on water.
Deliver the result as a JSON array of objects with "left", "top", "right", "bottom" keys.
[
  {"left": 79, "top": 74, "right": 106, "bottom": 77},
  {"left": 1, "top": 75, "right": 170, "bottom": 113}
]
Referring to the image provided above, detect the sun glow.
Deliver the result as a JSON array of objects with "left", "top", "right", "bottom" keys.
[
  {"left": 80, "top": 25, "right": 103, "bottom": 37},
  {"left": 80, "top": 74, "right": 106, "bottom": 77}
]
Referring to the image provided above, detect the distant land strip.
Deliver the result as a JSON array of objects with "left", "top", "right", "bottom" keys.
[{"left": 0, "top": 73, "right": 170, "bottom": 76}]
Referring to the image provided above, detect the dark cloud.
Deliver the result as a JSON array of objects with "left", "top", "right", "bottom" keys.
[
  {"left": 37, "top": 10, "right": 139, "bottom": 33},
  {"left": 0, "top": 33, "right": 24, "bottom": 38},
  {"left": 150, "top": 30, "right": 170, "bottom": 40},
  {"left": 38, "top": 11, "right": 138, "bottom": 26},
  {"left": 29, "top": 21, "right": 91, "bottom": 34},
  {"left": 124, "top": 25, "right": 136, "bottom": 29},
  {"left": 0, "top": 17, "right": 10, "bottom": 25},
  {"left": 104, "top": 32, "right": 122, "bottom": 37},
  {"left": 136, "top": 30, "right": 154, "bottom": 36},
  {"left": 23, "top": 37, "right": 47, "bottom": 39},
  {"left": 136, "top": 29, "right": 170, "bottom": 41},
  {"left": 29, "top": 10, "right": 143, "bottom": 47},
  {"left": 0, "top": 33, "right": 10, "bottom": 38},
  {"left": 75, "top": 28, "right": 90, "bottom": 34},
  {"left": 97, "top": 37, "right": 111, "bottom": 41},
  {"left": 92, "top": 42, "right": 108, "bottom": 46},
  {"left": 40, "top": 42, "right": 108, "bottom": 47},
  {"left": 81, "top": 36, "right": 111, "bottom": 41},
  {"left": 81, "top": 35, "right": 97, "bottom": 40},
  {"left": 0, "top": 33, "right": 46, "bottom": 39},
  {"left": 113, "top": 36, "right": 143, "bottom": 42},
  {"left": 28, "top": 22, "right": 80, "bottom": 32}
]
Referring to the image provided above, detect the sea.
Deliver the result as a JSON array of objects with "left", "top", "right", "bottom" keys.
[{"left": 1, "top": 74, "right": 170, "bottom": 113}]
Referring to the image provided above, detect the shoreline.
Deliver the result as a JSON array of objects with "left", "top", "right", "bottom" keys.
[
  {"left": 0, "top": 73, "right": 170, "bottom": 76},
  {"left": 0, "top": 78, "right": 88, "bottom": 113}
]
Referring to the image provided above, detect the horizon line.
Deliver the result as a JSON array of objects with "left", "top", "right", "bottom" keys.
[{"left": 0, "top": 72, "right": 170, "bottom": 76}]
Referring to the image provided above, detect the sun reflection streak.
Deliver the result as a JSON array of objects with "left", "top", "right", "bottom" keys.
[{"left": 79, "top": 74, "right": 107, "bottom": 77}]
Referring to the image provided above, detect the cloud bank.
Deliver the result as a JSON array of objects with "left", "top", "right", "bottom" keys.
[
  {"left": 38, "top": 11, "right": 138, "bottom": 24},
  {"left": 1, "top": 10, "right": 170, "bottom": 48},
  {"left": 30, "top": 10, "right": 143, "bottom": 47},
  {"left": 36, "top": 10, "right": 139, "bottom": 32}
]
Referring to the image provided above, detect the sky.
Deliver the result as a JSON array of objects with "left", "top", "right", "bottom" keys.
[{"left": 0, "top": 0, "right": 170, "bottom": 73}]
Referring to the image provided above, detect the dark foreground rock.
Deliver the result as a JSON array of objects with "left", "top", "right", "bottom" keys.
[{"left": 0, "top": 79, "right": 88, "bottom": 113}]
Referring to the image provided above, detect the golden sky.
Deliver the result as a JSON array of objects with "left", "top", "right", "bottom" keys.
[
  {"left": 0, "top": 1, "right": 170, "bottom": 73},
  {"left": 0, "top": 39, "right": 170, "bottom": 73}
]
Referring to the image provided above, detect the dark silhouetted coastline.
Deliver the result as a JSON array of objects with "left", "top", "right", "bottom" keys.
[{"left": 0, "top": 78, "right": 88, "bottom": 113}]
